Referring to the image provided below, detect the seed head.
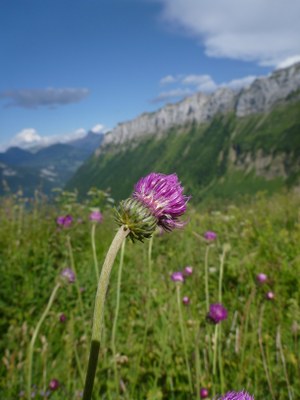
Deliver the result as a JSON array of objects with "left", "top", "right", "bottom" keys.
[{"left": 207, "top": 303, "right": 228, "bottom": 324}]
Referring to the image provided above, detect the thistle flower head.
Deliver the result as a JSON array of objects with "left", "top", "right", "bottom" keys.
[
  {"left": 207, "top": 303, "right": 228, "bottom": 324},
  {"left": 256, "top": 273, "right": 267, "bottom": 284},
  {"left": 200, "top": 388, "right": 209, "bottom": 398},
  {"left": 217, "top": 390, "right": 254, "bottom": 399},
  {"left": 59, "top": 313, "right": 67, "bottom": 323},
  {"left": 115, "top": 172, "right": 189, "bottom": 241},
  {"left": 182, "top": 296, "right": 190, "bottom": 305},
  {"left": 184, "top": 265, "right": 193, "bottom": 276},
  {"left": 133, "top": 172, "right": 189, "bottom": 231},
  {"left": 266, "top": 291, "right": 275, "bottom": 300},
  {"left": 204, "top": 231, "right": 217, "bottom": 241},
  {"left": 171, "top": 271, "right": 184, "bottom": 283},
  {"left": 89, "top": 209, "right": 103, "bottom": 223},
  {"left": 61, "top": 268, "right": 76, "bottom": 284},
  {"left": 48, "top": 379, "right": 59, "bottom": 391},
  {"left": 56, "top": 215, "right": 73, "bottom": 228}
]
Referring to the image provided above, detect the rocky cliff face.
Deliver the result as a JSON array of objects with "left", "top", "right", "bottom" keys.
[{"left": 99, "top": 62, "right": 300, "bottom": 151}]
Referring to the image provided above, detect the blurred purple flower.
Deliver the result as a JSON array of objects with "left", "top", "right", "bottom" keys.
[
  {"left": 256, "top": 273, "right": 267, "bottom": 284},
  {"left": 184, "top": 265, "right": 193, "bottom": 276},
  {"left": 61, "top": 268, "right": 76, "bottom": 284},
  {"left": 133, "top": 172, "right": 190, "bottom": 231},
  {"left": 89, "top": 210, "right": 103, "bottom": 223},
  {"left": 207, "top": 303, "right": 228, "bottom": 324},
  {"left": 266, "top": 291, "right": 275, "bottom": 300},
  {"left": 56, "top": 215, "right": 73, "bottom": 228},
  {"left": 171, "top": 271, "right": 184, "bottom": 283},
  {"left": 182, "top": 296, "right": 190, "bottom": 305},
  {"left": 200, "top": 387, "right": 209, "bottom": 398},
  {"left": 49, "top": 379, "right": 59, "bottom": 391},
  {"left": 204, "top": 231, "right": 217, "bottom": 241},
  {"left": 59, "top": 313, "right": 67, "bottom": 323},
  {"left": 217, "top": 390, "right": 254, "bottom": 399}
]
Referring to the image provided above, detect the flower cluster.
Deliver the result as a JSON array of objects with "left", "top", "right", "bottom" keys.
[
  {"left": 56, "top": 215, "right": 73, "bottom": 228},
  {"left": 115, "top": 173, "right": 189, "bottom": 241}
]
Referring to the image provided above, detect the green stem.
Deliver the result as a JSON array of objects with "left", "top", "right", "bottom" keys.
[
  {"left": 111, "top": 239, "right": 126, "bottom": 396},
  {"left": 83, "top": 226, "right": 129, "bottom": 400},
  {"left": 27, "top": 282, "right": 61, "bottom": 400},
  {"left": 204, "top": 245, "right": 210, "bottom": 313},
  {"left": 218, "top": 247, "right": 226, "bottom": 304},
  {"left": 176, "top": 284, "right": 193, "bottom": 394},
  {"left": 91, "top": 223, "right": 99, "bottom": 281},
  {"left": 218, "top": 324, "right": 224, "bottom": 393},
  {"left": 212, "top": 324, "right": 218, "bottom": 376}
]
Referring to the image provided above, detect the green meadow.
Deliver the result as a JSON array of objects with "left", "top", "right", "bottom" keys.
[{"left": 0, "top": 189, "right": 299, "bottom": 399}]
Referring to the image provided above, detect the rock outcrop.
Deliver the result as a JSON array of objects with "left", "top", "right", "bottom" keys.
[{"left": 99, "top": 62, "right": 300, "bottom": 151}]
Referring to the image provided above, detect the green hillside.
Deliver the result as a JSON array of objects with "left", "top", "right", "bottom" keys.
[{"left": 67, "top": 100, "right": 300, "bottom": 202}]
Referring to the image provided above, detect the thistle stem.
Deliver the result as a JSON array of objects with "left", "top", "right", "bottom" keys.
[
  {"left": 111, "top": 239, "right": 126, "bottom": 396},
  {"left": 212, "top": 324, "right": 218, "bottom": 376},
  {"left": 27, "top": 282, "right": 61, "bottom": 400},
  {"left": 204, "top": 245, "right": 210, "bottom": 313},
  {"left": 82, "top": 226, "right": 129, "bottom": 400},
  {"left": 91, "top": 223, "right": 99, "bottom": 281},
  {"left": 176, "top": 284, "right": 193, "bottom": 394}
]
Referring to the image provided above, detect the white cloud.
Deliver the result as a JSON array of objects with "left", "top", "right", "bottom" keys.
[
  {"left": 91, "top": 124, "right": 106, "bottom": 134},
  {"left": 276, "top": 55, "right": 300, "bottom": 69},
  {"left": 10, "top": 129, "right": 42, "bottom": 147},
  {"left": 157, "top": 0, "right": 300, "bottom": 66},
  {"left": 151, "top": 88, "right": 192, "bottom": 103},
  {"left": 160, "top": 75, "right": 178, "bottom": 85}
]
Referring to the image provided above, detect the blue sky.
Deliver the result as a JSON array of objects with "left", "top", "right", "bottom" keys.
[{"left": 1, "top": 0, "right": 300, "bottom": 150}]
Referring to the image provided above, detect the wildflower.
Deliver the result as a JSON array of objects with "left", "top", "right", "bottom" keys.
[
  {"left": 200, "top": 387, "right": 209, "bottom": 398},
  {"left": 217, "top": 390, "right": 254, "bottom": 399},
  {"left": 184, "top": 265, "right": 193, "bottom": 276},
  {"left": 59, "top": 313, "right": 67, "bottom": 323},
  {"left": 56, "top": 214, "right": 73, "bottom": 228},
  {"left": 171, "top": 271, "right": 184, "bottom": 283},
  {"left": 61, "top": 268, "right": 76, "bottom": 284},
  {"left": 115, "top": 173, "right": 189, "bottom": 241},
  {"left": 89, "top": 209, "right": 103, "bottom": 223},
  {"left": 207, "top": 303, "right": 228, "bottom": 324},
  {"left": 204, "top": 231, "right": 217, "bottom": 241},
  {"left": 182, "top": 296, "right": 190, "bottom": 305},
  {"left": 49, "top": 379, "right": 59, "bottom": 391},
  {"left": 256, "top": 273, "right": 267, "bottom": 284},
  {"left": 266, "top": 291, "right": 275, "bottom": 300}
]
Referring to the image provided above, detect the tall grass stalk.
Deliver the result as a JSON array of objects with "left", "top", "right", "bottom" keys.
[
  {"left": 276, "top": 325, "right": 293, "bottom": 400},
  {"left": 258, "top": 303, "right": 276, "bottom": 400},
  {"left": 204, "top": 245, "right": 210, "bottom": 313},
  {"left": 27, "top": 282, "right": 61, "bottom": 400},
  {"left": 82, "top": 226, "right": 129, "bottom": 400},
  {"left": 176, "top": 284, "right": 193, "bottom": 394},
  {"left": 91, "top": 223, "right": 99, "bottom": 281},
  {"left": 111, "top": 239, "right": 126, "bottom": 396}
]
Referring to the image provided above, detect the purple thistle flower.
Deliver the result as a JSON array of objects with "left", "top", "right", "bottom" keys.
[
  {"left": 89, "top": 210, "right": 103, "bottom": 223},
  {"left": 171, "top": 271, "right": 184, "bottom": 283},
  {"left": 184, "top": 265, "right": 193, "bottom": 276},
  {"left": 182, "top": 296, "right": 190, "bottom": 305},
  {"left": 217, "top": 390, "right": 254, "bottom": 399},
  {"left": 59, "top": 313, "right": 67, "bottom": 323},
  {"left": 200, "top": 388, "right": 209, "bottom": 398},
  {"left": 204, "top": 231, "right": 217, "bottom": 241},
  {"left": 133, "top": 172, "right": 189, "bottom": 231},
  {"left": 256, "top": 273, "right": 267, "bottom": 284},
  {"left": 48, "top": 379, "right": 59, "bottom": 391},
  {"left": 61, "top": 268, "right": 76, "bottom": 284},
  {"left": 266, "top": 291, "right": 275, "bottom": 300},
  {"left": 207, "top": 303, "right": 228, "bottom": 324},
  {"left": 56, "top": 215, "right": 73, "bottom": 228}
]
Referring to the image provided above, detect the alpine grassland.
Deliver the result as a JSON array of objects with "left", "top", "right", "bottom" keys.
[
  {"left": 0, "top": 186, "right": 299, "bottom": 399},
  {"left": 0, "top": 189, "right": 300, "bottom": 400}
]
